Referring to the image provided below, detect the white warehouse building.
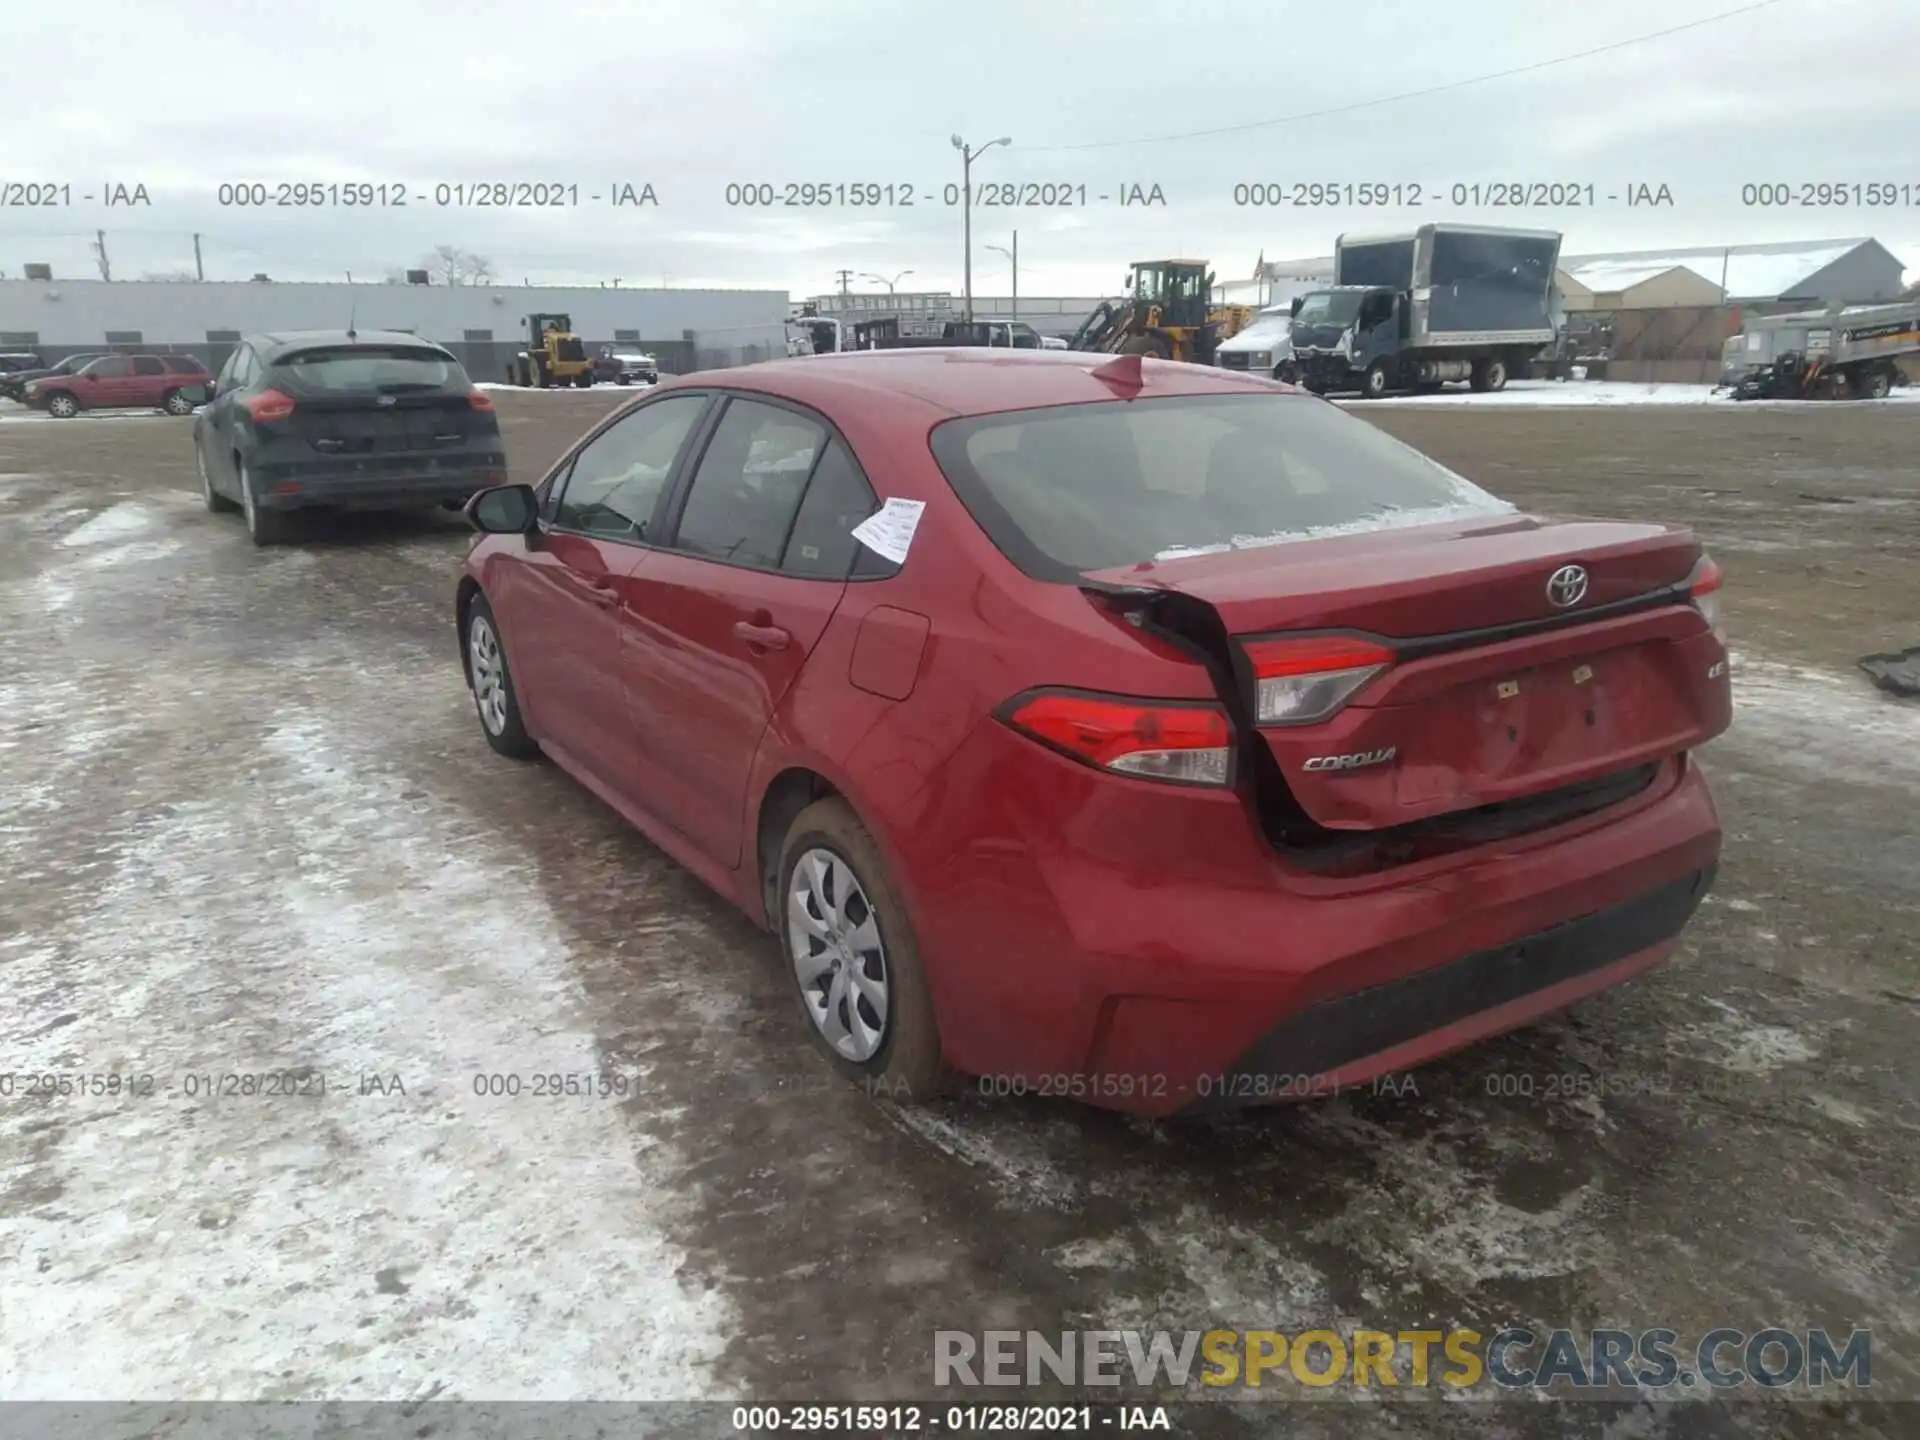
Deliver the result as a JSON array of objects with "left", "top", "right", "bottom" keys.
[{"left": 0, "top": 278, "right": 790, "bottom": 379}]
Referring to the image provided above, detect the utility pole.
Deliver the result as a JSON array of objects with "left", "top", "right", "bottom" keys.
[
  {"left": 951, "top": 135, "right": 1012, "bottom": 323},
  {"left": 835, "top": 268, "right": 854, "bottom": 304},
  {"left": 193, "top": 233, "right": 204, "bottom": 281},
  {"left": 93, "top": 230, "right": 112, "bottom": 281}
]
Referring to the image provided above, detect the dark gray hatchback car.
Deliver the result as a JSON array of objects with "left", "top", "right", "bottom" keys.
[{"left": 192, "top": 329, "right": 509, "bottom": 544}]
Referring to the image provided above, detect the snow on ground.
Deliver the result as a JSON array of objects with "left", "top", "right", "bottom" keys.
[
  {"left": 1726, "top": 651, "right": 1920, "bottom": 788},
  {"left": 0, "top": 663, "right": 735, "bottom": 1398},
  {"left": 1350, "top": 380, "right": 1920, "bottom": 408}
]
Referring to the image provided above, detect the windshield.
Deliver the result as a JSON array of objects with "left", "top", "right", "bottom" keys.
[
  {"left": 1230, "top": 313, "right": 1293, "bottom": 343},
  {"left": 273, "top": 346, "right": 464, "bottom": 392},
  {"left": 929, "top": 393, "right": 1515, "bottom": 578},
  {"left": 1292, "top": 292, "right": 1365, "bottom": 325}
]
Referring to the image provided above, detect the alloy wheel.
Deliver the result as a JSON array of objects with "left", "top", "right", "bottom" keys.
[
  {"left": 468, "top": 614, "right": 509, "bottom": 736},
  {"left": 786, "top": 847, "right": 890, "bottom": 1062}
]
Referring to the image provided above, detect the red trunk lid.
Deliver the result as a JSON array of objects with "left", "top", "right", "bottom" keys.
[{"left": 1088, "top": 514, "right": 1733, "bottom": 830}]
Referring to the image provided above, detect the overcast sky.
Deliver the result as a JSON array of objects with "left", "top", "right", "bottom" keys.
[{"left": 4, "top": 0, "right": 1917, "bottom": 298}]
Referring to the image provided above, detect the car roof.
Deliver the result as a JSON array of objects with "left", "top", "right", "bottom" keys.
[
  {"left": 246, "top": 329, "right": 453, "bottom": 360},
  {"left": 691, "top": 348, "right": 1290, "bottom": 420}
]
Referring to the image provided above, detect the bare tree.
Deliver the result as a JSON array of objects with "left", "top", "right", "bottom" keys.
[{"left": 422, "top": 245, "right": 495, "bottom": 286}]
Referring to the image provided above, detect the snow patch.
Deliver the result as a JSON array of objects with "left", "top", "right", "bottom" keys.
[
  {"left": 1351, "top": 380, "right": 1920, "bottom": 409},
  {"left": 4, "top": 704, "right": 735, "bottom": 1399},
  {"left": 58, "top": 501, "right": 154, "bottom": 548},
  {"left": 1152, "top": 499, "right": 1514, "bottom": 561},
  {"left": 1727, "top": 654, "right": 1920, "bottom": 787}
]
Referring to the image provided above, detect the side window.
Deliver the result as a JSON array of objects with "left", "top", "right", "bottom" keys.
[
  {"left": 672, "top": 399, "right": 825, "bottom": 569},
  {"left": 780, "top": 439, "right": 887, "bottom": 580},
  {"left": 132, "top": 356, "right": 166, "bottom": 376},
  {"left": 88, "top": 356, "right": 130, "bottom": 379},
  {"left": 552, "top": 394, "right": 707, "bottom": 539},
  {"left": 229, "top": 347, "right": 257, "bottom": 389},
  {"left": 164, "top": 355, "right": 206, "bottom": 374}
]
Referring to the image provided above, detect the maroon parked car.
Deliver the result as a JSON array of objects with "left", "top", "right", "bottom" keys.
[
  {"left": 454, "top": 350, "right": 1730, "bottom": 1115},
  {"left": 21, "top": 353, "right": 212, "bottom": 417}
]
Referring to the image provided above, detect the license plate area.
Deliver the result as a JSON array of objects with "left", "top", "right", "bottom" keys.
[{"left": 1393, "top": 652, "right": 1659, "bottom": 808}]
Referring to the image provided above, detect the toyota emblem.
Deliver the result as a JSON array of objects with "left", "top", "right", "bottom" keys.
[{"left": 1546, "top": 564, "right": 1589, "bottom": 608}]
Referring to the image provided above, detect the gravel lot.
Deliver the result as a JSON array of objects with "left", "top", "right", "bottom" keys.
[{"left": 2, "top": 390, "right": 1916, "bottom": 1436}]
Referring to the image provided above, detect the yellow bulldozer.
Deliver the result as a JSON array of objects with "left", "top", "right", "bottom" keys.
[
  {"left": 509, "top": 312, "right": 595, "bottom": 388},
  {"left": 1068, "top": 260, "right": 1254, "bottom": 364}
]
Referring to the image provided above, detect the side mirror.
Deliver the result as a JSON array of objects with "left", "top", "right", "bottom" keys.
[{"left": 465, "top": 483, "right": 538, "bottom": 534}]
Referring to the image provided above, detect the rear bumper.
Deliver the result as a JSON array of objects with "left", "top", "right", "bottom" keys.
[
  {"left": 905, "top": 719, "right": 1723, "bottom": 1117},
  {"left": 251, "top": 460, "right": 507, "bottom": 510},
  {"left": 1178, "top": 864, "right": 1713, "bottom": 1113}
]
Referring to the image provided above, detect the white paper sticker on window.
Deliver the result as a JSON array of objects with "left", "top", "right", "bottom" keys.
[{"left": 850, "top": 498, "right": 925, "bottom": 565}]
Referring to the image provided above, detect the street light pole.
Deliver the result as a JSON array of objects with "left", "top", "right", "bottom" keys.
[
  {"left": 986, "top": 232, "right": 1018, "bottom": 324},
  {"left": 952, "top": 134, "right": 1011, "bottom": 324},
  {"left": 858, "top": 270, "right": 913, "bottom": 295}
]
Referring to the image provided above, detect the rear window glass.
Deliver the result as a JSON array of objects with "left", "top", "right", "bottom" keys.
[
  {"left": 273, "top": 346, "right": 464, "bottom": 392},
  {"left": 927, "top": 393, "right": 1515, "bottom": 579}
]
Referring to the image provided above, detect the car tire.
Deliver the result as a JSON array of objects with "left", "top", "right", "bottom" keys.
[
  {"left": 238, "top": 462, "right": 294, "bottom": 545},
  {"left": 1360, "top": 361, "right": 1391, "bottom": 399},
  {"left": 464, "top": 594, "right": 538, "bottom": 759},
  {"left": 163, "top": 389, "right": 196, "bottom": 416},
  {"left": 46, "top": 391, "right": 79, "bottom": 418},
  {"left": 778, "top": 798, "right": 956, "bottom": 1103},
  {"left": 197, "top": 441, "right": 237, "bottom": 513},
  {"left": 1471, "top": 357, "right": 1509, "bottom": 393},
  {"left": 1860, "top": 367, "right": 1892, "bottom": 400}
]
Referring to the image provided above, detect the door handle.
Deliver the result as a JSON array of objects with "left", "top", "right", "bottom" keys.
[{"left": 733, "top": 621, "right": 791, "bottom": 651}]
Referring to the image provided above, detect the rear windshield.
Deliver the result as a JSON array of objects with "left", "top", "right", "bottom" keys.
[
  {"left": 928, "top": 393, "right": 1515, "bottom": 579},
  {"left": 272, "top": 346, "right": 465, "bottom": 392}
]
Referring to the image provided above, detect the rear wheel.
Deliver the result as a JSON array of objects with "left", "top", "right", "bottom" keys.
[
  {"left": 162, "top": 389, "right": 196, "bottom": 416},
  {"left": 574, "top": 372, "right": 592, "bottom": 389},
  {"left": 1470, "top": 356, "right": 1509, "bottom": 393},
  {"left": 466, "top": 595, "right": 538, "bottom": 758},
  {"left": 1859, "top": 366, "right": 1892, "bottom": 400},
  {"left": 779, "top": 798, "right": 955, "bottom": 1102},
  {"left": 238, "top": 462, "right": 295, "bottom": 545},
  {"left": 197, "top": 441, "right": 237, "bottom": 513}
]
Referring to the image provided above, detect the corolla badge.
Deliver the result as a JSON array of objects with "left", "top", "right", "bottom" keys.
[{"left": 1546, "top": 564, "right": 1589, "bottom": 608}]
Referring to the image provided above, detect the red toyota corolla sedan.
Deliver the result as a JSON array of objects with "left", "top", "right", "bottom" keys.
[{"left": 454, "top": 350, "right": 1730, "bottom": 1117}]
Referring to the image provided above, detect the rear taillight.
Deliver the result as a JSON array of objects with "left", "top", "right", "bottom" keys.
[
  {"left": 1242, "top": 634, "right": 1396, "bottom": 725},
  {"left": 1687, "top": 554, "right": 1726, "bottom": 645},
  {"left": 243, "top": 388, "right": 296, "bottom": 422},
  {"left": 1001, "top": 689, "right": 1233, "bottom": 787},
  {"left": 468, "top": 388, "right": 495, "bottom": 412}
]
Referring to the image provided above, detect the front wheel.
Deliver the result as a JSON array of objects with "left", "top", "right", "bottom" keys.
[
  {"left": 1859, "top": 367, "right": 1892, "bottom": 400},
  {"left": 779, "top": 798, "right": 955, "bottom": 1102},
  {"left": 1471, "top": 357, "right": 1509, "bottom": 393},
  {"left": 1360, "top": 361, "right": 1391, "bottom": 399},
  {"left": 46, "top": 391, "right": 79, "bottom": 418},
  {"left": 466, "top": 595, "right": 539, "bottom": 758}
]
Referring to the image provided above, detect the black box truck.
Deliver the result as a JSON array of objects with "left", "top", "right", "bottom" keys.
[{"left": 1287, "top": 224, "right": 1562, "bottom": 397}]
